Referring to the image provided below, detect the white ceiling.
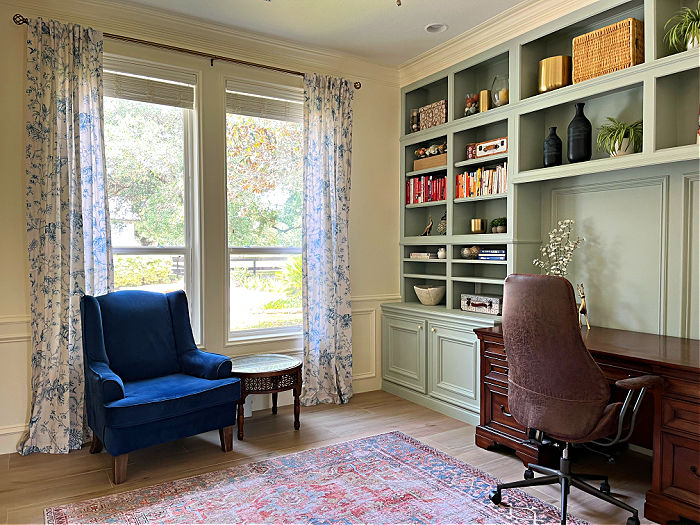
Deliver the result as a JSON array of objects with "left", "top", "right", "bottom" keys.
[{"left": 113, "top": 0, "right": 525, "bottom": 66}]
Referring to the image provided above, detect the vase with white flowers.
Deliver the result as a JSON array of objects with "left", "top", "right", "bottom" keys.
[{"left": 532, "top": 219, "right": 584, "bottom": 277}]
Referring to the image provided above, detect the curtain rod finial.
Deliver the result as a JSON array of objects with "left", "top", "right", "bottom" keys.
[
  {"left": 353, "top": 81, "right": 361, "bottom": 89},
  {"left": 13, "top": 13, "right": 29, "bottom": 25}
]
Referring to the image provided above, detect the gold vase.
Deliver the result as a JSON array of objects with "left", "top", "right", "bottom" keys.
[
  {"left": 470, "top": 218, "right": 487, "bottom": 234},
  {"left": 538, "top": 56, "right": 572, "bottom": 93}
]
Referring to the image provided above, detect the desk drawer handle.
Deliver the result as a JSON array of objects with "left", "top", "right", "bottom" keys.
[
  {"left": 500, "top": 404, "right": 512, "bottom": 418},
  {"left": 691, "top": 466, "right": 700, "bottom": 479}
]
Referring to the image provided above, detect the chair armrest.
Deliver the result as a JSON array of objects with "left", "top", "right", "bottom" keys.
[
  {"left": 615, "top": 375, "right": 663, "bottom": 390},
  {"left": 87, "top": 362, "right": 125, "bottom": 403},
  {"left": 181, "top": 349, "right": 232, "bottom": 380}
]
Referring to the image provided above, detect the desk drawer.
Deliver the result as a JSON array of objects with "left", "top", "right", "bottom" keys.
[
  {"left": 483, "top": 354, "right": 509, "bottom": 385},
  {"left": 660, "top": 432, "right": 700, "bottom": 506},
  {"left": 665, "top": 376, "right": 700, "bottom": 402},
  {"left": 484, "top": 383, "right": 527, "bottom": 439},
  {"left": 662, "top": 397, "right": 700, "bottom": 436}
]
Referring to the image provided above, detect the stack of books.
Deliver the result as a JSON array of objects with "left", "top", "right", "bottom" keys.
[
  {"left": 478, "top": 249, "right": 506, "bottom": 261},
  {"left": 406, "top": 175, "right": 446, "bottom": 205},
  {"left": 409, "top": 252, "right": 437, "bottom": 259},
  {"left": 456, "top": 162, "right": 507, "bottom": 199}
]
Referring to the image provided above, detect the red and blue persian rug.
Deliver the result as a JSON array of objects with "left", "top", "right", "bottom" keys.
[{"left": 45, "top": 431, "right": 586, "bottom": 524}]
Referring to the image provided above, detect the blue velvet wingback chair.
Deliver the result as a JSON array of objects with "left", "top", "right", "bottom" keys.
[{"left": 81, "top": 290, "right": 241, "bottom": 484}]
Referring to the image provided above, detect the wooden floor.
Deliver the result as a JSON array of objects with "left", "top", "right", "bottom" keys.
[{"left": 0, "top": 390, "right": 653, "bottom": 524}]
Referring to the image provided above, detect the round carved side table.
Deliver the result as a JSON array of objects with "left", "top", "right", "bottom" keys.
[{"left": 229, "top": 353, "right": 302, "bottom": 440}]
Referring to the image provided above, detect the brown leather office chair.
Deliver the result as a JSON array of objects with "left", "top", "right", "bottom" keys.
[{"left": 488, "top": 274, "right": 661, "bottom": 525}]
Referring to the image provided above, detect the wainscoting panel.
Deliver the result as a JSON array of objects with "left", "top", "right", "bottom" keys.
[
  {"left": 682, "top": 175, "right": 699, "bottom": 339},
  {"left": 0, "top": 315, "right": 30, "bottom": 455}
]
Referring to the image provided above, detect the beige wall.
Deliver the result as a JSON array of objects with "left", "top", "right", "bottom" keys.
[{"left": 0, "top": 0, "right": 400, "bottom": 453}]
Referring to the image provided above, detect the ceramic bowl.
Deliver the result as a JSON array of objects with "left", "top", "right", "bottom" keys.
[{"left": 414, "top": 285, "right": 446, "bottom": 306}]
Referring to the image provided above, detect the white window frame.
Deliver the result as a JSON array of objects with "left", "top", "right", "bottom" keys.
[
  {"left": 105, "top": 56, "right": 202, "bottom": 341},
  {"left": 224, "top": 77, "right": 304, "bottom": 344}
]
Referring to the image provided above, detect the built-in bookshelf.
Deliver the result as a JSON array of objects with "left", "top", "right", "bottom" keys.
[{"left": 398, "top": 0, "right": 700, "bottom": 318}]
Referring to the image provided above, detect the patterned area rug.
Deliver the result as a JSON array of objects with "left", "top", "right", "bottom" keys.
[{"left": 45, "top": 431, "right": 587, "bottom": 524}]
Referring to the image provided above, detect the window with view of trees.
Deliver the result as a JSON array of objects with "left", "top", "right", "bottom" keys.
[
  {"left": 103, "top": 64, "right": 199, "bottom": 335},
  {"left": 226, "top": 84, "right": 304, "bottom": 337}
]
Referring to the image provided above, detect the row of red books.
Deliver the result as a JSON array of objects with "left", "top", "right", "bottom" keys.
[
  {"left": 456, "top": 162, "right": 507, "bottom": 199},
  {"left": 406, "top": 175, "right": 446, "bottom": 205}
]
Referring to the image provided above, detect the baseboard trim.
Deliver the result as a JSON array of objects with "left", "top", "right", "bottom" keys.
[{"left": 382, "top": 381, "right": 480, "bottom": 427}]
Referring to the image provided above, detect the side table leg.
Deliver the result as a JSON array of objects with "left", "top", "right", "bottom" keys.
[
  {"left": 272, "top": 392, "right": 278, "bottom": 415},
  {"left": 237, "top": 397, "right": 245, "bottom": 440},
  {"left": 293, "top": 387, "right": 300, "bottom": 430}
]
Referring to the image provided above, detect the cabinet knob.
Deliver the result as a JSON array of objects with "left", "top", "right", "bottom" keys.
[
  {"left": 418, "top": 324, "right": 423, "bottom": 330},
  {"left": 431, "top": 327, "right": 436, "bottom": 332}
]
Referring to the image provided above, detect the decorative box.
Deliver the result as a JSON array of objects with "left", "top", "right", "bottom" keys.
[
  {"left": 572, "top": 18, "right": 644, "bottom": 84},
  {"left": 413, "top": 153, "right": 447, "bottom": 171},
  {"left": 461, "top": 293, "right": 503, "bottom": 315},
  {"left": 419, "top": 100, "right": 447, "bottom": 130},
  {"left": 476, "top": 137, "right": 508, "bottom": 158},
  {"left": 466, "top": 143, "right": 477, "bottom": 159}
]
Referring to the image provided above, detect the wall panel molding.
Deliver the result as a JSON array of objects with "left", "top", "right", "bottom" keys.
[
  {"left": 681, "top": 173, "right": 700, "bottom": 338},
  {"left": 350, "top": 308, "right": 376, "bottom": 381},
  {"left": 550, "top": 176, "right": 669, "bottom": 334},
  {"left": 0, "top": 315, "right": 30, "bottom": 345}
]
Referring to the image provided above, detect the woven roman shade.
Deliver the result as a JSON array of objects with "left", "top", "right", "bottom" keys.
[{"left": 225, "top": 78, "right": 303, "bottom": 123}]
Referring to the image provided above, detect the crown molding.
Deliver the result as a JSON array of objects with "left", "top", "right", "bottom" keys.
[
  {"left": 2, "top": 0, "right": 399, "bottom": 88},
  {"left": 398, "top": 0, "right": 599, "bottom": 87}
]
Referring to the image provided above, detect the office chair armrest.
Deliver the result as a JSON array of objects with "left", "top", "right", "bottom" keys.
[
  {"left": 615, "top": 374, "right": 662, "bottom": 390},
  {"left": 88, "top": 362, "right": 125, "bottom": 403},
  {"left": 181, "top": 349, "right": 233, "bottom": 379}
]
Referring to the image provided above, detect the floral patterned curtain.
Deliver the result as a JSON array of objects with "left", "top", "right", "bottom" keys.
[
  {"left": 19, "top": 18, "right": 113, "bottom": 454},
  {"left": 301, "top": 74, "right": 354, "bottom": 405}
]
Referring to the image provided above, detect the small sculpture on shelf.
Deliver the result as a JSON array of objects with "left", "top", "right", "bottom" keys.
[
  {"left": 410, "top": 108, "right": 420, "bottom": 133},
  {"left": 436, "top": 213, "right": 447, "bottom": 235},
  {"left": 460, "top": 246, "right": 480, "bottom": 259},
  {"left": 414, "top": 142, "right": 447, "bottom": 158},
  {"left": 577, "top": 283, "right": 590, "bottom": 330},
  {"left": 420, "top": 216, "right": 433, "bottom": 236},
  {"left": 464, "top": 93, "right": 479, "bottom": 116}
]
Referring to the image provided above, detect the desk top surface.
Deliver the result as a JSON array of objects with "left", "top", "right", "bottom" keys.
[{"left": 475, "top": 325, "right": 699, "bottom": 373}]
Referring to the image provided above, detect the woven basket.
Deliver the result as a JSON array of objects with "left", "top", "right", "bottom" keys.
[{"left": 572, "top": 18, "right": 644, "bottom": 84}]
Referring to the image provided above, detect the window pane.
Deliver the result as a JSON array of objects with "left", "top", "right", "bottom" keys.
[
  {"left": 114, "top": 254, "right": 185, "bottom": 293},
  {"left": 104, "top": 97, "right": 186, "bottom": 248},
  {"left": 226, "top": 114, "right": 303, "bottom": 248},
  {"left": 229, "top": 251, "right": 302, "bottom": 332}
]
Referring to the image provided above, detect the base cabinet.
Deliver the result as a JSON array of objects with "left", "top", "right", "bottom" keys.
[{"left": 381, "top": 303, "right": 500, "bottom": 423}]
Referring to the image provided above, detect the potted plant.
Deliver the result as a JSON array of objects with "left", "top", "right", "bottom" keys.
[
  {"left": 490, "top": 217, "right": 507, "bottom": 233},
  {"left": 665, "top": 1, "right": 700, "bottom": 52},
  {"left": 596, "top": 118, "right": 642, "bottom": 157}
]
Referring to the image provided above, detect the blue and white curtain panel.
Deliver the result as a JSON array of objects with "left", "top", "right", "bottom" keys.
[
  {"left": 19, "top": 17, "right": 113, "bottom": 454},
  {"left": 301, "top": 73, "right": 354, "bottom": 405}
]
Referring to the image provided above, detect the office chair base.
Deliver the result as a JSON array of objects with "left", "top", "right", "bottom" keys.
[{"left": 489, "top": 455, "right": 639, "bottom": 525}]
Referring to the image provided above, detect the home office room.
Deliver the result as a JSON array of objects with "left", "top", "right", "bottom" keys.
[{"left": 0, "top": 0, "right": 698, "bottom": 524}]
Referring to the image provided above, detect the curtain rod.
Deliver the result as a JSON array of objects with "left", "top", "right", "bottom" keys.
[{"left": 12, "top": 13, "right": 362, "bottom": 89}]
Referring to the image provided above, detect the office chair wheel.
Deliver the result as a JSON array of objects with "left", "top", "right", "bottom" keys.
[
  {"left": 600, "top": 481, "right": 611, "bottom": 495},
  {"left": 524, "top": 468, "right": 534, "bottom": 480},
  {"left": 626, "top": 516, "right": 640, "bottom": 525},
  {"left": 488, "top": 489, "right": 501, "bottom": 505}
]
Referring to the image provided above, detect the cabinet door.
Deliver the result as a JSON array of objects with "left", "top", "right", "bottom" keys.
[
  {"left": 382, "top": 315, "right": 427, "bottom": 393},
  {"left": 428, "top": 322, "right": 479, "bottom": 411}
]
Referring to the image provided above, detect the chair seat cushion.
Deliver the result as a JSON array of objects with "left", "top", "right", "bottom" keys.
[{"left": 104, "top": 374, "right": 240, "bottom": 428}]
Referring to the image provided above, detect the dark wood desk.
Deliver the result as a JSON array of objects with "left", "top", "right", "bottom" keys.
[{"left": 474, "top": 325, "right": 700, "bottom": 525}]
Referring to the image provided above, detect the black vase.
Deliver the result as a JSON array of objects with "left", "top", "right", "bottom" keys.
[
  {"left": 567, "top": 102, "right": 592, "bottom": 163},
  {"left": 543, "top": 126, "right": 562, "bottom": 167}
]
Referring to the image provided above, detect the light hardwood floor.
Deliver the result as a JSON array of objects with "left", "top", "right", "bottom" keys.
[{"left": 0, "top": 390, "right": 652, "bottom": 524}]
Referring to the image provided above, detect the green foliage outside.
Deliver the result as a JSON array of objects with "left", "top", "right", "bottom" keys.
[
  {"left": 226, "top": 114, "right": 303, "bottom": 248},
  {"left": 104, "top": 98, "right": 185, "bottom": 247},
  {"left": 263, "top": 255, "right": 302, "bottom": 310},
  {"left": 114, "top": 255, "right": 176, "bottom": 288}
]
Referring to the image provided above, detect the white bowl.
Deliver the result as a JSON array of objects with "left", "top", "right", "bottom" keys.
[{"left": 414, "top": 285, "right": 446, "bottom": 306}]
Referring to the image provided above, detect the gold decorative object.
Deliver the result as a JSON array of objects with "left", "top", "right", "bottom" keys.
[
  {"left": 577, "top": 283, "right": 590, "bottom": 330},
  {"left": 470, "top": 218, "right": 487, "bottom": 234},
  {"left": 421, "top": 216, "right": 433, "bottom": 236},
  {"left": 538, "top": 55, "right": 572, "bottom": 93},
  {"left": 479, "top": 89, "right": 491, "bottom": 112}
]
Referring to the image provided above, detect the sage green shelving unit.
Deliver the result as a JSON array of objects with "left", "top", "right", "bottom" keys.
[{"left": 398, "top": 0, "right": 700, "bottom": 319}]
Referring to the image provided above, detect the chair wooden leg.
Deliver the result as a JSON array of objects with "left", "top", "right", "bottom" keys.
[
  {"left": 219, "top": 425, "right": 233, "bottom": 452},
  {"left": 112, "top": 454, "right": 128, "bottom": 485},
  {"left": 89, "top": 435, "right": 103, "bottom": 454}
]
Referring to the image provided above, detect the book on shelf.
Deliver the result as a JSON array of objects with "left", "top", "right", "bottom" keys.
[
  {"left": 479, "top": 249, "right": 506, "bottom": 254},
  {"left": 456, "top": 162, "right": 507, "bottom": 199},
  {"left": 478, "top": 255, "right": 506, "bottom": 261},
  {"left": 409, "top": 252, "right": 438, "bottom": 259},
  {"left": 406, "top": 174, "right": 446, "bottom": 205}
]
